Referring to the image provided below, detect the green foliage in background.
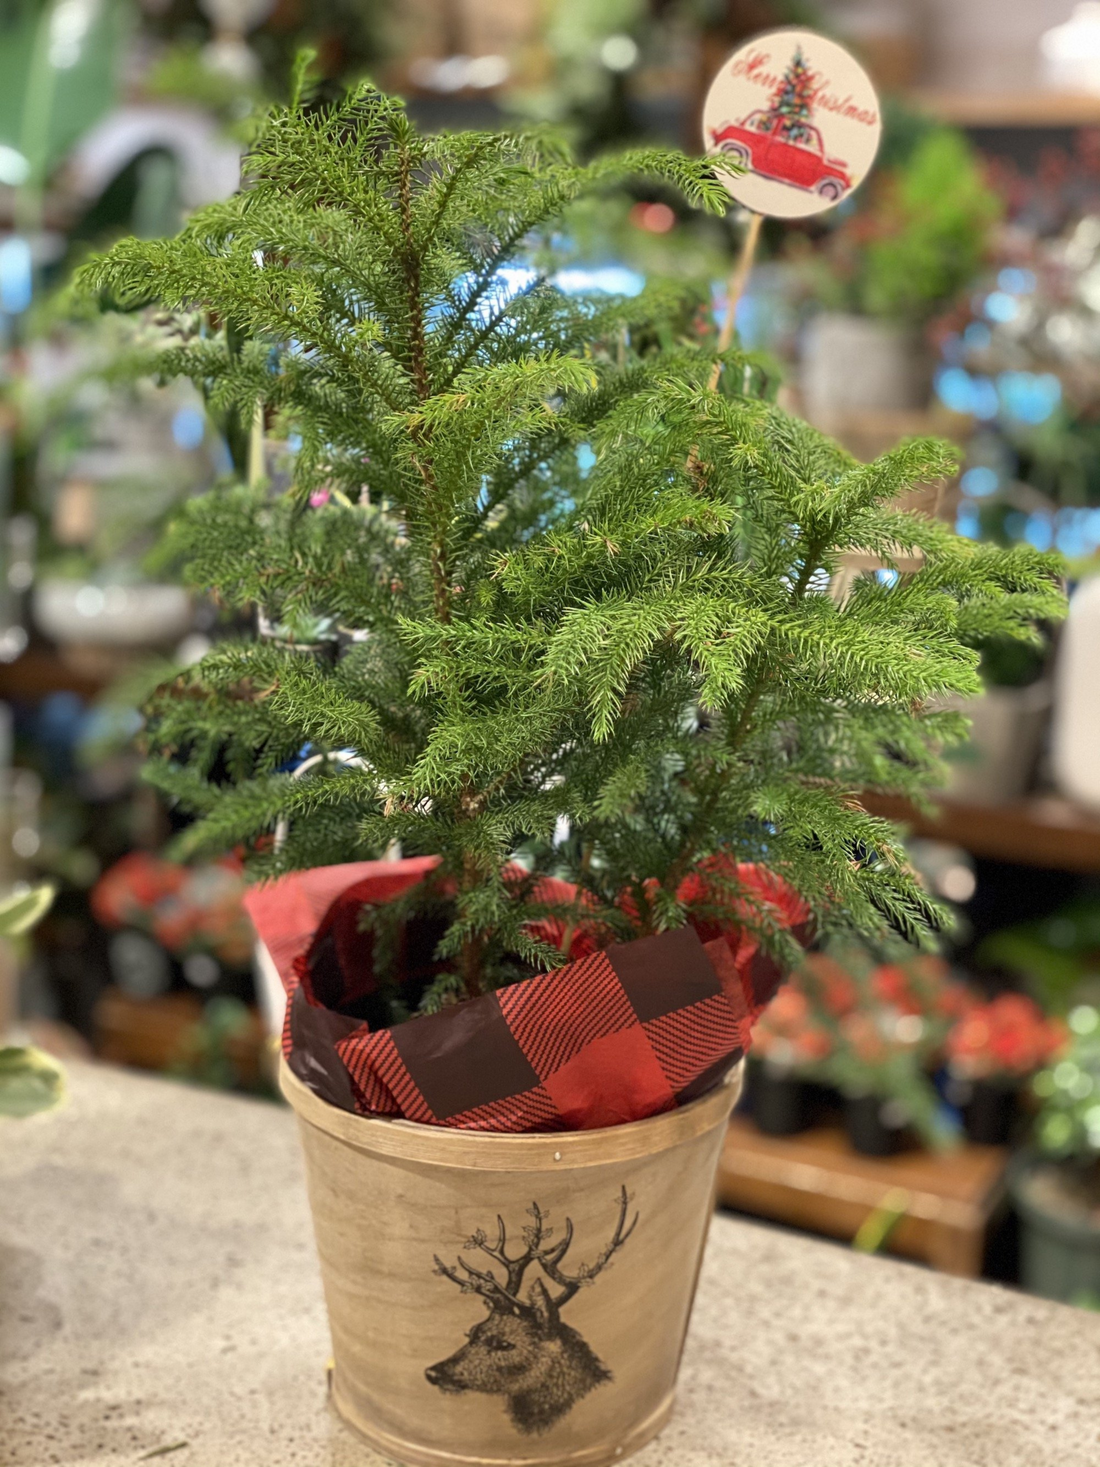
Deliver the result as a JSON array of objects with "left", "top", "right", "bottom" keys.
[
  {"left": 803, "top": 128, "right": 1003, "bottom": 325},
  {"left": 145, "top": 41, "right": 266, "bottom": 133},
  {"left": 508, "top": 0, "right": 647, "bottom": 150},
  {"left": 77, "top": 71, "right": 1063, "bottom": 1005},
  {"left": 169, "top": 995, "right": 273, "bottom": 1096},
  {"left": 1009, "top": 405, "right": 1100, "bottom": 512},
  {"left": 1033, "top": 1005, "right": 1100, "bottom": 1161},
  {"left": 0, "top": 1045, "right": 65, "bottom": 1118},
  {"left": 0, "top": 0, "right": 129, "bottom": 184},
  {"left": 138, "top": 0, "right": 390, "bottom": 100},
  {"left": 510, "top": 0, "right": 823, "bottom": 154},
  {"left": 979, "top": 899, "right": 1100, "bottom": 1016},
  {"left": 852, "top": 1186, "right": 911, "bottom": 1253},
  {"left": 0, "top": 881, "right": 55, "bottom": 938}
]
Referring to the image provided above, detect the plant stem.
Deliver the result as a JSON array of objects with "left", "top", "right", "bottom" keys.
[
  {"left": 398, "top": 146, "right": 430, "bottom": 406},
  {"left": 394, "top": 139, "right": 483, "bottom": 988},
  {"left": 396, "top": 140, "right": 451, "bottom": 626},
  {"left": 455, "top": 782, "right": 488, "bottom": 996},
  {"left": 662, "top": 527, "right": 827, "bottom": 894},
  {"left": 559, "top": 841, "right": 594, "bottom": 955},
  {"left": 459, "top": 911, "right": 484, "bottom": 998}
]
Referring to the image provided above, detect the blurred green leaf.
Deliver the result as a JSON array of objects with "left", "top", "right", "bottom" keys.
[
  {"left": 0, "top": 1045, "right": 65, "bottom": 1118},
  {"left": 0, "top": 0, "right": 129, "bottom": 181},
  {"left": 0, "top": 882, "right": 56, "bottom": 938},
  {"left": 853, "top": 1188, "right": 911, "bottom": 1254}
]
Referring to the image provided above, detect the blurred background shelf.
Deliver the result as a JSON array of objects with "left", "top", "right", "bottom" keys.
[
  {"left": 863, "top": 794, "right": 1100, "bottom": 875},
  {"left": 909, "top": 90, "right": 1100, "bottom": 128},
  {"left": 717, "top": 1115, "right": 1008, "bottom": 1278},
  {"left": 94, "top": 986, "right": 268, "bottom": 1087},
  {"left": 94, "top": 987, "right": 204, "bottom": 1071},
  {"left": 0, "top": 646, "right": 111, "bottom": 704}
]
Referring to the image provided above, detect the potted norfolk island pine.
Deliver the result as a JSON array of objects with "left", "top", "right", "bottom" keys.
[{"left": 78, "top": 70, "right": 1064, "bottom": 1467}]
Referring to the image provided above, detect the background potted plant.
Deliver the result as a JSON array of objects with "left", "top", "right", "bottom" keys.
[
  {"left": 1011, "top": 1003, "right": 1100, "bottom": 1303},
  {"left": 794, "top": 948, "right": 968, "bottom": 1156},
  {"left": 940, "top": 633, "right": 1053, "bottom": 806},
  {"left": 91, "top": 848, "right": 254, "bottom": 976},
  {"left": 77, "top": 67, "right": 1063, "bottom": 1467},
  {"left": 794, "top": 126, "right": 1002, "bottom": 424},
  {"left": 8, "top": 308, "right": 210, "bottom": 667},
  {"left": 946, "top": 991, "right": 1066, "bottom": 1145},
  {"left": 745, "top": 979, "right": 832, "bottom": 1135}
]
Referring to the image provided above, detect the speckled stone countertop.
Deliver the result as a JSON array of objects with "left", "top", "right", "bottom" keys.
[{"left": 3, "top": 1062, "right": 1100, "bottom": 1467}]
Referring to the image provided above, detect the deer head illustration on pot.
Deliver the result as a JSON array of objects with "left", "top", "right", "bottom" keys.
[{"left": 427, "top": 1185, "right": 639, "bottom": 1434}]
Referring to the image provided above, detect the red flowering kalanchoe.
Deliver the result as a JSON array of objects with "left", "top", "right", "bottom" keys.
[
  {"left": 92, "top": 851, "right": 254, "bottom": 968},
  {"left": 947, "top": 993, "right": 1066, "bottom": 1082},
  {"left": 752, "top": 981, "right": 834, "bottom": 1068},
  {"left": 800, "top": 952, "right": 859, "bottom": 1019}
]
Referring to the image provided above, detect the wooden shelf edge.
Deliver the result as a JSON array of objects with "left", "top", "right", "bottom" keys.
[
  {"left": 862, "top": 792, "right": 1100, "bottom": 874},
  {"left": 907, "top": 89, "right": 1100, "bottom": 128},
  {"left": 716, "top": 1119, "right": 1008, "bottom": 1276}
]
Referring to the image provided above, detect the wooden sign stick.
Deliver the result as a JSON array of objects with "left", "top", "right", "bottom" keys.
[
  {"left": 708, "top": 211, "right": 763, "bottom": 392},
  {"left": 702, "top": 28, "right": 883, "bottom": 390}
]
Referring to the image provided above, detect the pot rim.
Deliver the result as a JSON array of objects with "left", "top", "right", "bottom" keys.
[{"left": 280, "top": 1056, "right": 742, "bottom": 1171}]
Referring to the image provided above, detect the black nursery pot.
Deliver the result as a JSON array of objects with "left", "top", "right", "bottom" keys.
[
  {"left": 844, "top": 1093, "right": 903, "bottom": 1157},
  {"left": 749, "top": 1060, "right": 810, "bottom": 1136},
  {"left": 962, "top": 1077, "right": 1018, "bottom": 1146}
]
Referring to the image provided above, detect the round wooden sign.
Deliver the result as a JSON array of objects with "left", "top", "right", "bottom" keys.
[{"left": 702, "top": 29, "right": 882, "bottom": 219}]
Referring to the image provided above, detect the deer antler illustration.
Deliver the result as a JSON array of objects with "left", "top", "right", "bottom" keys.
[
  {"left": 432, "top": 1186, "right": 639, "bottom": 1315},
  {"left": 531, "top": 1185, "right": 638, "bottom": 1308},
  {"left": 432, "top": 1198, "right": 551, "bottom": 1314}
]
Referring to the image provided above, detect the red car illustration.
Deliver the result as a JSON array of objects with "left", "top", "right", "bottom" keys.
[{"left": 709, "top": 110, "right": 852, "bottom": 200}]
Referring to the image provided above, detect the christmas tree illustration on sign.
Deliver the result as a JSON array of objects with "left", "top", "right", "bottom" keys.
[
  {"left": 703, "top": 30, "right": 881, "bottom": 221},
  {"left": 768, "top": 47, "right": 820, "bottom": 146}
]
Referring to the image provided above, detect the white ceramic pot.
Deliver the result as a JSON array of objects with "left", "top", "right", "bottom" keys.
[
  {"left": 1053, "top": 576, "right": 1100, "bottom": 811},
  {"left": 944, "top": 684, "right": 1052, "bottom": 806},
  {"left": 34, "top": 580, "right": 192, "bottom": 648},
  {"left": 253, "top": 939, "right": 288, "bottom": 1037},
  {"left": 800, "top": 312, "right": 931, "bottom": 425}
]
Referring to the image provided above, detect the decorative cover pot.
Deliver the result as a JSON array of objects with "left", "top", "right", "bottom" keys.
[
  {"left": 942, "top": 684, "right": 1051, "bottom": 806},
  {"left": 1053, "top": 575, "right": 1100, "bottom": 811},
  {"left": 1010, "top": 1153, "right": 1100, "bottom": 1304},
  {"left": 281, "top": 1058, "right": 742, "bottom": 1467},
  {"left": 960, "top": 1077, "right": 1018, "bottom": 1147},
  {"left": 33, "top": 578, "right": 192, "bottom": 648}
]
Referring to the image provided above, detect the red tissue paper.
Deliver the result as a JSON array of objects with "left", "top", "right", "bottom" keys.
[{"left": 244, "top": 857, "right": 809, "bottom": 1132}]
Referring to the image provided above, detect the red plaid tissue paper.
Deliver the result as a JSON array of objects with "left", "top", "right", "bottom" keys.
[{"left": 244, "top": 858, "right": 809, "bottom": 1131}]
